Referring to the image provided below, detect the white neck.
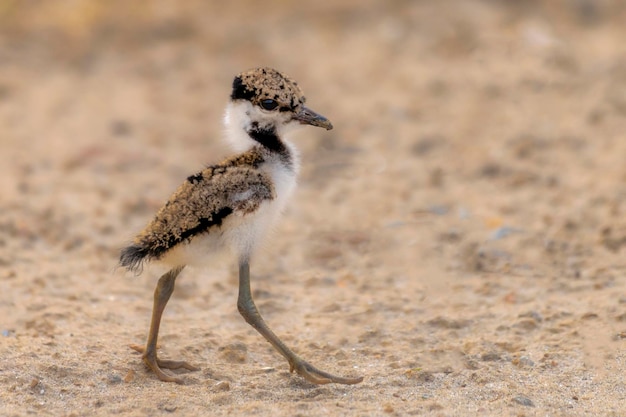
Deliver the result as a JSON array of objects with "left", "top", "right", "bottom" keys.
[
  {"left": 223, "top": 101, "right": 304, "bottom": 154},
  {"left": 223, "top": 102, "right": 256, "bottom": 153}
]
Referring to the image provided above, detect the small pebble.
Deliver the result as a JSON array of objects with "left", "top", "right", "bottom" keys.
[
  {"left": 581, "top": 312, "right": 598, "bottom": 320},
  {"left": 490, "top": 226, "right": 520, "bottom": 240},
  {"left": 513, "top": 395, "right": 534, "bottom": 407},
  {"left": 214, "top": 381, "right": 230, "bottom": 392},
  {"left": 513, "top": 319, "right": 539, "bottom": 331},
  {"left": 481, "top": 352, "right": 501, "bottom": 362},
  {"left": 429, "top": 205, "right": 449, "bottom": 215},
  {"left": 123, "top": 370, "right": 135, "bottom": 383},
  {"left": 107, "top": 374, "right": 122, "bottom": 384},
  {"left": 515, "top": 356, "right": 535, "bottom": 367},
  {"left": 613, "top": 331, "right": 626, "bottom": 340},
  {"left": 519, "top": 311, "right": 543, "bottom": 322}
]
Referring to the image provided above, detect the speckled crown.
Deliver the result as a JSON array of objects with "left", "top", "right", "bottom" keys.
[{"left": 231, "top": 67, "right": 306, "bottom": 112}]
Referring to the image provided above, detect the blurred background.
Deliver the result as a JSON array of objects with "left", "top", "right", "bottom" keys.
[{"left": 1, "top": 0, "right": 625, "bottom": 415}]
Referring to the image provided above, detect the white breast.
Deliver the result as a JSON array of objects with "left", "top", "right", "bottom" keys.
[{"left": 229, "top": 147, "right": 299, "bottom": 259}]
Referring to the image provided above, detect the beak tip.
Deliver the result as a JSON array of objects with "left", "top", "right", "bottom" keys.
[{"left": 296, "top": 106, "right": 334, "bottom": 130}]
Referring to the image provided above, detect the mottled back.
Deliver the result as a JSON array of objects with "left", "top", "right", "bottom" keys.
[{"left": 120, "top": 149, "right": 274, "bottom": 272}]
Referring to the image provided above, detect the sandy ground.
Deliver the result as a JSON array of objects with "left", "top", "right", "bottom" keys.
[{"left": 1, "top": 1, "right": 626, "bottom": 415}]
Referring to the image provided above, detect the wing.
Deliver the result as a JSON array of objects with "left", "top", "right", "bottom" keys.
[{"left": 119, "top": 166, "right": 274, "bottom": 272}]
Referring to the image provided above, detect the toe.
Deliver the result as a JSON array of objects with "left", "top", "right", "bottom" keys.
[
  {"left": 293, "top": 360, "right": 362, "bottom": 385},
  {"left": 156, "top": 359, "right": 199, "bottom": 371}
]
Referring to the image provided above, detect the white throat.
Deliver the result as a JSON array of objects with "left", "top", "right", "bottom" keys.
[{"left": 223, "top": 101, "right": 304, "bottom": 155}]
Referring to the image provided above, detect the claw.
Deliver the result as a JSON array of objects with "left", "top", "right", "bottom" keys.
[
  {"left": 130, "top": 344, "right": 198, "bottom": 384},
  {"left": 290, "top": 357, "right": 363, "bottom": 385}
]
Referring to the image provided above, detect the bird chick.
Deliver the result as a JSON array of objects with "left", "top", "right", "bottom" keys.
[{"left": 120, "top": 67, "right": 362, "bottom": 386}]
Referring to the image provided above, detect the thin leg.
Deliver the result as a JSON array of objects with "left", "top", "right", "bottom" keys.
[
  {"left": 237, "top": 261, "right": 363, "bottom": 385},
  {"left": 130, "top": 266, "right": 199, "bottom": 384}
]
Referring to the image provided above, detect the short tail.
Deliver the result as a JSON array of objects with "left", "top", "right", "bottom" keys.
[{"left": 119, "top": 244, "right": 151, "bottom": 273}]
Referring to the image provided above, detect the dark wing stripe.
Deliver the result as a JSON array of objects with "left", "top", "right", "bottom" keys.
[
  {"left": 175, "top": 206, "right": 233, "bottom": 246},
  {"left": 119, "top": 206, "right": 233, "bottom": 272}
]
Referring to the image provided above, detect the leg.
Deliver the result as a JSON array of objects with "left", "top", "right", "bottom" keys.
[
  {"left": 130, "top": 266, "right": 198, "bottom": 384},
  {"left": 237, "top": 261, "right": 363, "bottom": 385}
]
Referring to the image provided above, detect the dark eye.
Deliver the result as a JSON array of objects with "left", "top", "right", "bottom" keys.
[{"left": 260, "top": 99, "right": 278, "bottom": 111}]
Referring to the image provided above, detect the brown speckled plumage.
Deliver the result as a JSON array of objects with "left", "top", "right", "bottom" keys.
[
  {"left": 232, "top": 67, "right": 306, "bottom": 111},
  {"left": 120, "top": 147, "right": 274, "bottom": 271}
]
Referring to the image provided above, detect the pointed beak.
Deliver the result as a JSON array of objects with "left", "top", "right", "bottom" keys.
[{"left": 294, "top": 106, "right": 333, "bottom": 130}]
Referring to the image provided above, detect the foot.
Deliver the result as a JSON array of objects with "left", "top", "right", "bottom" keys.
[
  {"left": 130, "top": 344, "right": 199, "bottom": 384},
  {"left": 289, "top": 357, "right": 363, "bottom": 385}
]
